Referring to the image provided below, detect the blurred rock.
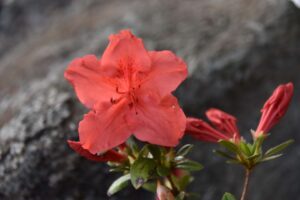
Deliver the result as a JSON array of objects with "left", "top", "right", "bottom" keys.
[{"left": 0, "top": 0, "right": 300, "bottom": 199}]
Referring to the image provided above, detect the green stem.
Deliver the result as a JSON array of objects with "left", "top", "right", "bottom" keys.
[
  {"left": 167, "top": 175, "right": 180, "bottom": 196},
  {"left": 240, "top": 168, "right": 251, "bottom": 200}
]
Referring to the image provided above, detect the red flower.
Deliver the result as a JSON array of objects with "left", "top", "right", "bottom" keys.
[
  {"left": 186, "top": 108, "right": 240, "bottom": 143},
  {"left": 186, "top": 83, "right": 293, "bottom": 142},
  {"left": 67, "top": 140, "right": 126, "bottom": 162},
  {"left": 65, "top": 30, "right": 187, "bottom": 154},
  {"left": 254, "top": 82, "right": 294, "bottom": 138},
  {"left": 206, "top": 108, "right": 240, "bottom": 140}
]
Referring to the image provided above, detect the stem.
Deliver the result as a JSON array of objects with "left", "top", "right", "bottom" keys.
[
  {"left": 240, "top": 168, "right": 251, "bottom": 200},
  {"left": 167, "top": 175, "right": 179, "bottom": 196}
]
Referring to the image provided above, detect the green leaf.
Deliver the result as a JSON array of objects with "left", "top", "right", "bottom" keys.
[
  {"left": 222, "top": 192, "right": 236, "bottom": 200},
  {"left": 142, "top": 181, "right": 157, "bottom": 192},
  {"left": 130, "top": 157, "right": 156, "bottom": 189},
  {"left": 247, "top": 153, "right": 261, "bottom": 161},
  {"left": 213, "top": 149, "right": 236, "bottom": 160},
  {"left": 261, "top": 154, "right": 282, "bottom": 162},
  {"left": 176, "top": 144, "right": 194, "bottom": 157},
  {"left": 107, "top": 174, "right": 131, "bottom": 196},
  {"left": 265, "top": 139, "right": 294, "bottom": 157},
  {"left": 176, "top": 160, "right": 203, "bottom": 171},
  {"left": 174, "top": 156, "right": 185, "bottom": 162},
  {"left": 240, "top": 142, "right": 252, "bottom": 156},
  {"left": 157, "top": 165, "right": 171, "bottom": 177},
  {"left": 171, "top": 174, "right": 193, "bottom": 191},
  {"left": 219, "top": 140, "right": 240, "bottom": 154}
]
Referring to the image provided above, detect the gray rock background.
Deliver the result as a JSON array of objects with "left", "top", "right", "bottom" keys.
[{"left": 0, "top": 0, "right": 300, "bottom": 199}]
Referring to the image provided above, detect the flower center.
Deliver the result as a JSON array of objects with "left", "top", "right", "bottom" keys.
[{"left": 110, "top": 57, "right": 142, "bottom": 113}]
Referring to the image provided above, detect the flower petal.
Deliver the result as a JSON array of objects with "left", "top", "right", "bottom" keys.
[
  {"left": 101, "top": 30, "right": 151, "bottom": 74},
  {"left": 206, "top": 108, "right": 240, "bottom": 140},
  {"left": 142, "top": 51, "right": 188, "bottom": 97},
  {"left": 64, "top": 55, "right": 118, "bottom": 108},
  {"left": 186, "top": 117, "right": 230, "bottom": 143},
  {"left": 67, "top": 140, "right": 125, "bottom": 162},
  {"left": 130, "top": 94, "right": 186, "bottom": 147},
  {"left": 255, "top": 82, "right": 294, "bottom": 137},
  {"left": 79, "top": 99, "right": 132, "bottom": 154}
]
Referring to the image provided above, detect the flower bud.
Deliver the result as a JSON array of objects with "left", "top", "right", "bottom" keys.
[
  {"left": 186, "top": 117, "right": 231, "bottom": 142},
  {"left": 254, "top": 82, "right": 293, "bottom": 138},
  {"left": 156, "top": 181, "right": 175, "bottom": 200}
]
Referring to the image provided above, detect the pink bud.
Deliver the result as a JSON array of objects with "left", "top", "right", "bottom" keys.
[
  {"left": 254, "top": 82, "right": 294, "bottom": 138},
  {"left": 156, "top": 181, "right": 175, "bottom": 200},
  {"left": 186, "top": 117, "right": 230, "bottom": 142},
  {"left": 206, "top": 108, "right": 240, "bottom": 142}
]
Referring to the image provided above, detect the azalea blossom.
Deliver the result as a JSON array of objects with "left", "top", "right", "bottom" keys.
[
  {"left": 186, "top": 108, "right": 240, "bottom": 143},
  {"left": 186, "top": 82, "right": 294, "bottom": 142},
  {"left": 65, "top": 30, "right": 187, "bottom": 154},
  {"left": 254, "top": 82, "right": 294, "bottom": 138},
  {"left": 67, "top": 140, "right": 126, "bottom": 162}
]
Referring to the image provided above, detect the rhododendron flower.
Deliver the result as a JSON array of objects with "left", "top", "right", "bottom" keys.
[
  {"left": 65, "top": 30, "right": 187, "bottom": 154},
  {"left": 68, "top": 140, "right": 126, "bottom": 162},
  {"left": 254, "top": 82, "right": 294, "bottom": 138},
  {"left": 186, "top": 82, "right": 293, "bottom": 142},
  {"left": 186, "top": 108, "right": 240, "bottom": 143}
]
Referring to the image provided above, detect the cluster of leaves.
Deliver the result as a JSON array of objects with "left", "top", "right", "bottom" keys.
[
  {"left": 214, "top": 134, "right": 294, "bottom": 170},
  {"left": 107, "top": 139, "right": 203, "bottom": 199}
]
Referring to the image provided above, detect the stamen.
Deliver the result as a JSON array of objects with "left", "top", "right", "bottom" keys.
[
  {"left": 116, "top": 86, "right": 126, "bottom": 94},
  {"left": 110, "top": 97, "right": 122, "bottom": 104}
]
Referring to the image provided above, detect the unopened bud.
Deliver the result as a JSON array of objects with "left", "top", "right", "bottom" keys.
[{"left": 156, "top": 181, "right": 174, "bottom": 200}]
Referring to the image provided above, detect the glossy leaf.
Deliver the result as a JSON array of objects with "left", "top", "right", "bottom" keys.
[
  {"left": 213, "top": 149, "right": 236, "bottom": 160},
  {"left": 265, "top": 139, "right": 294, "bottom": 157},
  {"left": 219, "top": 140, "right": 240, "bottom": 154},
  {"left": 142, "top": 182, "right": 157, "bottom": 192},
  {"left": 130, "top": 157, "right": 156, "bottom": 189},
  {"left": 107, "top": 174, "right": 130, "bottom": 196},
  {"left": 171, "top": 174, "right": 192, "bottom": 191},
  {"left": 261, "top": 154, "right": 282, "bottom": 162},
  {"left": 176, "top": 144, "right": 194, "bottom": 157},
  {"left": 176, "top": 160, "right": 203, "bottom": 171},
  {"left": 157, "top": 165, "right": 171, "bottom": 177},
  {"left": 240, "top": 142, "right": 252, "bottom": 156}
]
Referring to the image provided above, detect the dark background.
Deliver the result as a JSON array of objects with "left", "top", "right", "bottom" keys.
[{"left": 0, "top": 0, "right": 300, "bottom": 199}]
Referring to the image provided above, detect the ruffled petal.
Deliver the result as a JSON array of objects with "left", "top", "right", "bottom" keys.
[
  {"left": 130, "top": 94, "right": 186, "bottom": 147},
  {"left": 206, "top": 108, "right": 240, "bottom": 140},
  {"left": 64, "top": 55, "right": 118, "bottom": 108},
  {"left": 101, "top": 30, "right": 151, "bottom": 74},
  {"left": 67, "top": 140, "right": 126, "bottom": 162},
  {"left": 186, "top": 117, "right": 230, "bottom": 143},
  {"left": 142, "top": 51, "right": 188, "bottom": 97},
  {"left": 79, "top": 99, "right": 132, "bottom": 154}
]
